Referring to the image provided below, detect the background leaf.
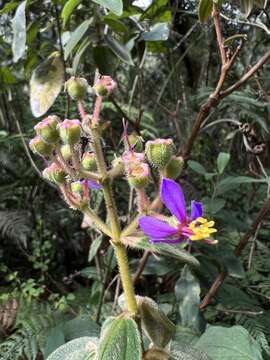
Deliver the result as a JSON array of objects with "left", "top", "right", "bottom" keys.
[
  {"left": 11, "top": 0, "right": 27, "bottom": 62},
  {"left": 64, "top": 19, "right": 92, "bottom": 61},
  {"left": 217, "top": 152, "right": 230, "bottom": 174},
  {"left": 92, "top": 0, "right": 123, "bottom": 16},
  {"left": 198, "top": 0, "right": 213, "bottom": 23},
  {"left": 47, "top": 337, "right": 98, "bottom": 360},
  {"left": 61, "top": 0, "right": 82, "bottom": 28},
  {"left": 195, "top": 325, "right": 263, "bottom": 360},
  {"left": 105, "top": 34, "right": 134, "bottom": 65},
  {"left": 30, "top": 52, "right": 64, "bottom": 117}
]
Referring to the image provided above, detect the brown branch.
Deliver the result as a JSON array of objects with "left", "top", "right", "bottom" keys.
[
  {"left": 200, "top": 196, "right": 270, "bottom": 310},
  {"left": 213, "top": 4, "right": 226, "bottom": 65},
  {"left": 132, "top": 250, "right": 151, "bottom": 285}
]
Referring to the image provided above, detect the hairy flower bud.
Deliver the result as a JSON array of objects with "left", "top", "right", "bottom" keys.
[
  {"left": 127, "top": 132, "right": 144, "bottom": 152},
  {"left": 81, "top": 152, "right": 97, "bottom": 171},
  {"left": 93, "top": 75, "right": 117, "bottom": 97},
  {"left": 127, "top": 163, "right": 150, "bottom": 189},
  {"left": 164, "top": 155, "right": 184, "bottom": 179},
  {"left": 60, "top": 144, "right": 72, "bottom": 161},
  {"left": 146, "top": 138, "right": 173, "bottom": 169},
  {"left": 43, "top": 163, "right": 66, "bottom": 184},
  {"left": 65, "top": 76, "right": 89, "bottom": 100},
  {"left": 70, "top": 181, "right": 83, "bottom": 194},
  {"left": 34, "top": 115, "right": 60, "bottom": 144},
  {"left": 58, "top": 119, "right": 81, "bottom": 145},
  {"left": 29, "top": 136, "right": 53, "bottom": 157}
]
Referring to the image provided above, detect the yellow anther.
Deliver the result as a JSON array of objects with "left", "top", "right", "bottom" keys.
[{"left": 189, "top": 217, "right": 217, "bottom": 241}]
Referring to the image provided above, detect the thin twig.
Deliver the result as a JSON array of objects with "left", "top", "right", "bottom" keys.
[
  {"left": 200, "top": 196, "right": 270, "bottom": 310},
  {"left": 132, "top": 250, "right": 150, "bottom": 285}
]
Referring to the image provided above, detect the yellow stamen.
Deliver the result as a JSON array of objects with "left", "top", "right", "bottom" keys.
[{"left": 189, "top": 217, "right": 217, "bottom": 241}]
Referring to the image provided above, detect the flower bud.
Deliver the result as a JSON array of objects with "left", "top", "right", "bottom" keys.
[
  {"left": 127, "top": 163, "right": 150, "bottom": 189},
  {"left": 43, "top": 163, "right": 66, "bottom": 184},
  {"left": 65, "top": 76, "right": 89, "bottom": 100},
  {"left": 60, "top": 144, "right": 72, "bottom": 161},
  {"left": 34, "top": 115, "right": 60, "bottom": 144},
  {"left": 122, "top": 151, "right": 145, "bottom": 165},
  {"left": 70, "top": 181, "right": 83, "bottom": 194},
  {"left": 81, "top": 152, "right": 97, "bottom": 171},
  {"left": 58, "top": 119, "right": 81, "bottom": 145},
  {"left": 93, "top": 76, "right": 117, "bottom": 97},
  {"left": 127, "top": 133, "right": 144, "bottom": 152},
  {"left": 146, "top": 138, "right": 173, "bottom": 169},
  {"left": 29, "top": 136, "right": 53, "bottom": 157},
  {"left": 164, "top": 156, "right": 184, "bottom": 179}
]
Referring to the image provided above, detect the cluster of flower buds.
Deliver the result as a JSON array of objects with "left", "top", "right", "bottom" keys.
[{"left": 29, "top": 116, "right": 83, "bottom": 186}]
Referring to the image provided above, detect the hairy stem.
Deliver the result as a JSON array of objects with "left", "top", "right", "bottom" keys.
[{"left": 89, "top": 102, "right": 137, "bottom": 315}]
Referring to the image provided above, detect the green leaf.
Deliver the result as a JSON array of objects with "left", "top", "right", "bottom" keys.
[
  {"left": 63, "top": 315, "right": 100, "bottom": 341},
  {"left": 217, "top": 152, "right": 230, "bottom": 174},
  {"left": 88, "top": 235, "right": 103, "bottom": 263},
  {"left": 187, "top": 160, "right": 207, "bottom": 175},
  {"left": 61, "top": 0, "right": 82, "bottom": 28},
  {"left": 97, "top": 315, "right": 141, "bottom": 360},
  {"left": 170, "top": 346, "right": 212, "bottom": 360},
  {"left": 47, "top": 337, "right": 98, "bottom": 360},
  {"left": 44, "top": 326, "right": 65, "bottom": 359},
  {"left": 223, "top": 34, "right": 248, "bottom": 46},
  {"left": 93, "top": 45, "right": 117, "bottom": 75},
  {"left": 173, "top": 325, "right": 200, "bottom": 347},
  {"left": 64, "top": 19, "right": 92, "bottom": 60},
  {"left": 92, "top": 0, "right": 123, "bottom": 16},
  {"left": 79, "top": 266, "right": 99, "bottom": 280},
  {"left": 12, "top": 0, "right": 27, "bottom": 62},
  {"left": 139, "top": 296, "right": 175, "bottom": 347},
  {"left": 104, "top": 34, "right": 134, "bottom": 65},
  {"left": 72, "top": 38, "right": 91, "bottom": 75},
  {"left": 175, "top": 266, "right": 204, "bottom": 332},
  {"left": 125, "top": 236, "right": 200, "bottom": 268},
  {"left": 240, "top": 0, "right": 254, "bottom": 17},
  {"left": 103, "top": 18, "right": 128, "bottom": 33},
  {"left": 141, "top": 23, "right": 170, "bottom": 41},
  {"left": 198, "top": 0, "right": 213, "bottom": 23},
  {"left": 0, "top": 1, "right": 19, "bottom": 15},
  {"left": 195, "top": 325, "right": 263, "bottom": 360},
  {"left": 217, "top": 176, "right": 266, "bottom": 194},
  {"left": 30, "top": 52, "right": 64, "bottom": 117}
]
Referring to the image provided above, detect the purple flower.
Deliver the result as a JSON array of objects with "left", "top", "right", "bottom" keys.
[
  {"left": 139, "top": 178, "right": 217, "bottom": 245},
  {"left": 80, "top": 179, "right": 101, "bottom": 190}
]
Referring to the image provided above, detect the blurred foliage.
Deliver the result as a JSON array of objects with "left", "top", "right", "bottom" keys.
[{"left": 1, "top": 0, "right": 270, "bottom": 359}]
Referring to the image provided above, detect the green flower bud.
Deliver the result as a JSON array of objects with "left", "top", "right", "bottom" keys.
[
  {"left": 43, "top": 163, "right": 66, "bottom": 184},
  {"left": 58, "top": 119, "right": 81, "bottom": 145},
  {"left": 127, "top": 163, "right": 150, "bottom": 189},
  {"left": 60, "top": 144, "right": 72, "bottom": 161},
  {"left": 34, "top": 115, "right": 60, "bottom": 143},
  {"left": 81, "top": 152, "right": 97, "bottom": 171},
  {"left": 164, "top": 155, "right": 184, "bottom": 179},
  {"left": 29, "top": 136, "right": 53, "bottom": 157},
  {"left": 70, "top": 181, "right": 83, "bottom": 194},
  {"left": 127, "top": 133, "right": 144, "bottom": 152},
  {"left": 65, "top": 76, "right": 89, "bottom": 100},
  {"left": 93, "top": 75, "right": 117, "bottom": 97},
  {"left": 146, "top": 138, "right": 173, "bottom": 169}
]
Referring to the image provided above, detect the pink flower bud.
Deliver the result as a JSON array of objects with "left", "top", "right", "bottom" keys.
[
  {"left": 93, "top": 75, "right": 117, "bottom": 97},
  {"left": 58, "top": 119, "right": 81, "bottom": 145},
  {"left": 34, "top": 115, "right": 60, "bottom": 144},
  {"left": 127, "top": 163, "right": 150, "bottom": 189},
  {"left": 29, "top": 135, "right": 53, "bottom": 157},
  {"left": 43, "top": 163, "right": 66, "bottom": 184}
]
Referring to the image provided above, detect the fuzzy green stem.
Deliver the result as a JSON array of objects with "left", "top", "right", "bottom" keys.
[{"left": 90, "top": 122, "right": 137, "bottom": 315}]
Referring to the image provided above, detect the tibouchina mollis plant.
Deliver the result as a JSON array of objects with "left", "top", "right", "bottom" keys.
[{"left": 29, "top": 75, "right": 218, "bottom": 360}]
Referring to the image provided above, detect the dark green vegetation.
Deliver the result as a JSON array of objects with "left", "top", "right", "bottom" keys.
[{"left": 1, "top": 0, "right": 270, "bottom": 359}]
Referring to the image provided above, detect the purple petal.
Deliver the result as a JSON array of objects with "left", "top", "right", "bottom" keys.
[
  {"left": 150, "top": 237, "right": 183, "bottom": 244},
  {"left": 161, "top": 178, "right": 186, "bottom": 222},
  {"left": 87, "top": 180, "right": 102, "bottom": 190},
  {"left": 191, "top": 200, "right": 203, "bottom": 220},
  {"left": 139, "top": 216, "right": 178, "bottom": 239}
]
